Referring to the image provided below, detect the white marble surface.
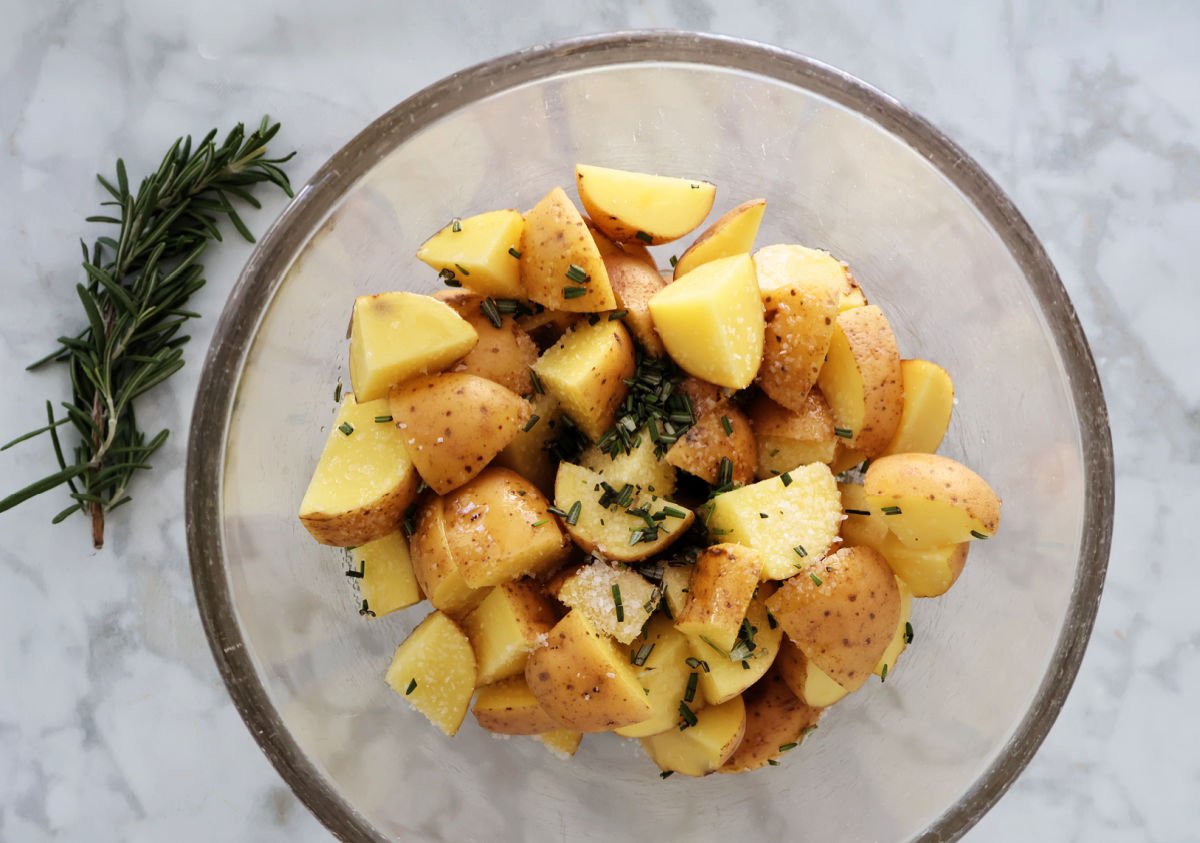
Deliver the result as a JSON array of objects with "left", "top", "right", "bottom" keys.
[{"left": 0, "top": 1, "right": 1195, "bottom": 841}]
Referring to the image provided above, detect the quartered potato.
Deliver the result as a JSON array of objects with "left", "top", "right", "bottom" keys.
[
  {"left": 417, "top": 209, "right": 525, "bottom": 299},
  {"left": 434, "top": 290, "right": 538, "bottom": 395},
  {"left": 685, "top": 594, "right": 783, "bottom": 705},
  {"left": 533, "top": 319, "right": 636, "bottom": 441},
  {"left": 877, "top": 533, "right": 970, "bottom": 597},
  {"left": 874, "top": 577, "right": 914, "bottom": 679},
  {"left": 492, "top": 391, "right": 561, "bottom": 496},
  {"left": 602, "top": 253, "right": 667, "bottom": 356},
  {"left": 462, "top": 578, "right": 559, "bottom": 685},
  {"left": 674, "top": 543, "right": 762, "bottom": 652},
  {"left": 408, "top": 495, "right": 490, "bottom": 618},
  {"left": 719, "top": 668, "right": 821, "bottom": 773},
  {"left": 640, "top": 695, "right": 746, "bottom": 777},
  {"left": 816, "top": 305, "right": 903, "bottom": 456},
  {"left": 579, "top": 426, "right": 677, "bottom": 496},
  {"left": 520, "top": 186, "right": 617, "bottom": 312},
  {"left": 748, "top": 391, "right": 837, "bottom": 479},
  {"left": 880, "top": 359, "right": 954, "bottom": 456},
  {"left": 673, "top": 198, "right": 767, "bottom": 279},
  {"left": 864, "top": 453, "right": 1001, "bottom": 547},
  {"left": 473, "top": 676, "right": 561, "bottom": 735},
  {"left": 550, "top": 559, "right": 660, "bottom": 645},
  {"left": 576, "top": 164, "right": 716, "bottom": 245},
  {"left": 386, "top": 610, "right": 477, "bottom": 736},
  {"left": 758, "top": 280, "right": 840, "bottom": 412},
  {"left": 615, "top": 613, "right": 700, "bottom": 738},
  {"left": 775, "top": 639, "right": 850, "bottom": 708},
  {"left": 585, "top": 217, "right": 657, "bottom": 269},
  {"left": 351, "top": 531, "right": 423, "bottom": 617},
  {"left": 753, "top": 243, "right": 858, "bottom": 312},
  {"left": 536, "top": 729, "right": 584, "bottom": 758},
  {"left": 664, "top": 401, "right": 756, "bottom": 487}
]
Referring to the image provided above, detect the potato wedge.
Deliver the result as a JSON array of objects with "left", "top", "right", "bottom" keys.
[
  {"left": 758, "top": 281, "right": 840, "bottom": 411},
  {"left": 348, "top": 292, "right": 478, "bottom": 402},
  {"left": 532, "top": 319, "right": 636, "bottom": 441},
  {"left": 525, "top": 609, "right": 653, "bottom": 732},
  {"left": 879, "top": 359, "right": 955, "bottom": 456},
  {"left": 838, "top": 482, "right": 888, "bottom": 550},
  {"left": 874, "top": 577, "right": 914, "bottom": 679},
  {"left": 748, "top": 391, "right": 836, "bottom": 479},
  {"left": 576, "top": 164, "right": 716, "bottom": 245},
  {"left": 516, "top": 308, "right": 579, "bottom": 350},
  {"left": 602, "top": 252, "right": 667, "bottom": 355},
  {"left": 298, "top": 395, "right": 421, "bottom": 547},
  {"left": 815, "top": 305, "right": 903, "bottom": 456},
  {"left": 674, "top": 544, "right": 762, "bottom": 652},
  {"left": 473, "top": 676, "right": 561, "bottom": 735},
  {"left": 705, "top": 463, "right": 842, "bottom": 580},
  {"left": 864, "top": 453, "right": 1001, "bottom": 546},
  {"left": 434, "top": 290, "right": 538, "bottom": 394},
  {"left": 390, "top": 373, "right": 530, "bottom": 494},
  {"left": 551, "top": 558, "right": 660, "bottom": 644},
  {"left": 640, "top": 696, "right": 746, "bottom": 777},
  {"left": 536, "top": 729, "right": 583, "bottom": 758},
  {"left": 579, "top": 426, "right": 677, "bottom": 496},
  {"left": 766, "top": 546, "right": 900, "bottom": 692},
  {"left": 409, "top": 496, "right": 490, "bottom": 617},
  {"left": 492, "top": 392, "right": 561, "bottom": 496},
  {"left": 585, "top": 218, "right": 656, "bottom": 269},
  {"left": 752, "top": 244, "right": 852, "bottom": 311},
  {"left": 685, "top": 594, "right": 783, "bottom": 705},
  {"left": 615, "top": 614, "right": 700, "bottom": 738},
  {"left": 673, "top": 199, "right": 767, "bottom": 279},
  {"left": 877, "top": 533, "right": 969, "bottom": 597},
  {"left": 520, "top": 186, "right": 617, "bottom": 312},
  {"left": 351, "top": 531, "right": 423, "bottom": 617},
  {"left": 719, "top": 668, "right": 821, "bottom": 772},
  {"left": 776, "top": 640, "right": 850, "bottom": 708},
  {"left": 385, "top": 610, "right": 476, "bottom": 736},
  {"left": 829, "top": 442, "right": 871, "bottom": 474},
  {"left": 462, "top": 579, "right": 559, "bottom": 685},
  {"left": 417, "top": 209, "right": 525, "bottom": 298},
  {"left": 661, "top": 563, "right": 693, "bottom": 618},
  {"left": 649, "top": 254, "right": 764, "bottom": 389},
  {"left": 664, "top": 401, "right": 756, "bottom": 487}
]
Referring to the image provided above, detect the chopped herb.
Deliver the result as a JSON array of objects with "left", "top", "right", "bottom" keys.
[
  {"left": 450, "top": 217, "right": 462, "bottom": 232},
  {"left": 402, "top": 504, "right": 419, "bottom": 537},
  {"left": 612, "top": 584, "right": 624, "bottom": 622},
  {"left": 359, "top": 599, "right": 375, "bottom": 617},
  {"left": 685, "top": 656, "right": 710, "bottom": 673},
  {"left": 659, "top": 771, "right": 674, "bottom": 779},
  {"left": 405, "top": 678, "right": 418, "bottom": 695},
  {"left": 480, "top": 297, "right": 503, "bottom": 328},
  {"left": 562, "top": 285, "right": 587, "bottom": 299},
  {"left": 588, "top": 313, "right": 600, "bottom": 325},
  {"left": 767, "top": 611, "right": 778, "bottom": 630},
  {"left": 629, "top": 529, "right": 644, "bottom": 545},
  {"left": 759, "top": 512, "right": 769, "bottom": 519},
  {"left": 834, "top": 427, "right": 853, "bottom": 439},
  {"left": 810, "top": 572, "right": 823, "bottom": 586},
  {"left": 454, "top": 262, "right": 470, "bottom": 276},
  {"left": 846, "top": 508, "right": 872, "bottom": 516},
  {"left": 720, "top": 415, "right": 734, "bottom": 436},
  {"left": 699, "top": 635, "right": 727, "bottom": 657},
  {"left": 609, "top": 309, "right": 628, "bottom": 320},
  {"left": 793, "top": 544, "right": 808, "bottom": 558},
  {"left": 631, "top": 642, "right": 655, "bottom": 666},
  {"left": 566, "top": 500, "right": 582, "bottom": 526},
  {"left": 523, "top": 414, "right": 541, "bottom": 432},
  {"left": 970, "top": 530, "right": 990, "bottom": 540},
  {"left": 374, "top": 415, "right": 393, "bottom": 423},
  {"left": 508, "top": 246, "right": 522, "bottom": 259},
  {"left": 345, "top": 561, "right": 365, "bottom": 579},
  {"left": 802, "top": 724, "right": 818, "bottom": 736},
  {"left": 769, "top": 448, "right": 780, "bottom": 457},
  {"left": 716, "top": 457, "right": 733, "bottom": 488},
  {"left": 531, "top": 519, "right": 548, "bottom": 528},
  {"left": 880, "top": 663, "right": 889, "bottom": 682},
  {"left": 678, "top": 701, "right": 698, "bottom": 729},
  {"left": 635, "top": 230, "right": 653, "bottom": 243},
  {"left": 780, "top": 472, "right": 793, "bottom": 487},
  {"left": 904, "top": 622, "right": 914, "bottom": 644},
  {"left": 338, "top": 422, "right": 354, "bottom": 436},
  {"left": 565, "top": 263, "right": 589, "bottom": 284},
  {"left": 779, "top": 742, "right": 798, "bottom": 752},
  {"left": 729, "top": 618, "right": 758, "bottom": 661},
  {"left": 661, "top": 592, "right": 674, "bottom": 620},
  {"left": 660, "top": 505, "right": 687, "bottom": 519},
  {"left": 546, "top": 505, "right": 569, "bottom": 518},
  {"left": 859, "top": 458, "right": 872, "bottom": 472},
  {"left": 741, "top": 660, "right": 751, "bottom": 670},
  {"left": 767, "top": 759, "right": 780, "bottom": 766},
  {"left": 881, "top": 505, "right": 902, "bottom": 515},
  {"left": 529, "top": 369, "right": 545, "bottom": 394},
  {"left": 669, "top": 255, "right": 678, "bottom": 267},
  {"left": 684, "top": 672, "right": 698, "bottom": 703},
  {"left": 333, "top": 381, "right": 343, "bottom": 403},
  {"left": 438, "top": 267, "right": 460, "bottom": 287}
]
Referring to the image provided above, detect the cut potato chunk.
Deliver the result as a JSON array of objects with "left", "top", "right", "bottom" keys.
[
  {"left": 776, "top": 640, "right": 850, "bottom": 708},
  {"left": 838, "top": 482, "right": 888, "bottom": 550},
  {"left": 864, "top": 453, "right": 1001, "bottom": 546},
  {"left": 674, "top": 544, "right": 762, "bottom": 652},
  {"left": 442, "top": 468, "right": 571, "bottom": 588},
  {"left": 551, "top": 558, "right": 660, "bottom": 644},
  {"left": 536, "top": 729, "right": 583, "bottom": 758},
  {"left": 753, "top": 244, "right": 851, "bottom": 311},
  {"left": 576, "top": 163, "right": 716, "bottom": 245},
  {"left": 349, "top": 292, "right": 478, "bottom": 402},
  {"left": 473, "top": 676, "right": 561, "bottom": 735},
  {"left": 603, "top": 253, "right": 667, "bottom": 356},
  {"left": 385, "top": 610, "right": 477, "bottom": 736},
  {"left": 705, "top": 463, "right": 842, "bottom": 580},
  {"left": 585, "top": 218, "right": 656, "bottom": 269},
  {"left": 554, "top": 462, "right": 694, "bottom": 564},
  {"left": 874, "top": 577, "right": 914, "bottom": 678},
  {"left": 352, "top": 531, "right": 423, "bottom": 617},
  {"left": 758, "top": 281, "right": 840, "bottom": 411},
  {"left": 640, "top": 695, "right": 746, "bottom": 777},
  {"left": 516, "top": 308, "right": 578, "bottom": 350},
  {"left": 520, "top": 187, "right": 617, "bottom": 312},
  {"left": 409, "top": 496, "right": 490, "bottom": 617},
  {"left": 298, "top": 395, "right": 421, "bottom": 547},
  {"left": 579, "top": 428, "right": 677, "bottom": 497},
  {"left": 830, "top": 441, "right": 871, "bottom": 474},
  {"left": 525, "top": 609, "right": 653, "bottom": 732},
  {"left": 766, "top": 546, "right": 900, "bottom": 692},
  {"left": 417, "top": 209, "right": 525, "bottom": 299},
  {"left": 673, "top": 199, "right": 767, "bottom": 279},
  {"left": 661, "top": 563, "right": 693, "bottom": 618},
  {"left": 434, "top": 290, "right": 538, "bottom": 395},
  {"left": 748, "top": 391, "right": 836, "bottom": 479},
  {"left": 685, "top": 595, "right": 783, "bottom": 705},
  {"left": 493, "top": 392, "right": 561, "bottom": 496},
  {"left": 880, "top": 359, "right": 955, "bottom": 456},
  {"left": 665, "top": 401, "right": 756, "bottom": 487},
  {"left": 719, "top": 668, "right": 821, "bottom": 773},
  {"left": 389, "top": 373, "right": 530, "bottom": 494},
  {"left": 615, "top": 614, "right": 700, "bottom": 738},
  {"left": 532, "top": 319, "right": 636, "bottom": 441},
  {"left": 462, "top": 579, "right": 559, "bottom": 685},
  {"left": 649, "top": 254, "right": 764, "bottom": 389},
  {"left": 878, "top": 533, "right": 969, "bottom": 597},
  {"left": 816, "top": 305, "right": 903, "bottom": 456}
]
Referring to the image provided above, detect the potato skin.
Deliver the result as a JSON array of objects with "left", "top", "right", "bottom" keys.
[
  {"left": 299, "top": 478, "right": 417, "bottom": 548},
  {"left": 864, "top": 453, "right": 1001, "bottom": 546},
  {"left": 816, "top": 305, "right": 903, "bottom": 456},
  {"left": 758, "top": 282, "right": 840, "bottom": 412},
  {"left": 408, "top": 495, "right": 489, "bottom": 618},
  {"left": 719, "top": 668, "right": 821, "bottom": 773},
  {"left": 675, "top": 543, "right": 763, "bottom": 652},
  {"left": 766, "top": 546, "right": 900, "bottom": 692},
  {"left": 520, "top": 187, "right": 616, "bottom": 312},
  {"left": 665, "top": 401, "right": 756, "bottom": 486},
  {"left": 434, "top": 290, "right": 538, "bottom": 394},
  {"left": 472, "top": 676, "right": 561, "bottom": 735},
  {"left": 584, "top": 218, "right": 657, "bottom": 269},
  {"left": 748, "top": 391, "right": 836, "bottom": 479},
  {"left": 602, "top": 252, "right": 667, "bottom": 356}
]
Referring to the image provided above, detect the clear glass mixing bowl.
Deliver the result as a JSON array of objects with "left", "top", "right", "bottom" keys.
[{"left": 186, "top": 32, "right": 1113, "bottom": 843}]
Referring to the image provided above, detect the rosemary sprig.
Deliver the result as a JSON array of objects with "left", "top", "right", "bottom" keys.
[{"left": 0, "top": 117, "right": 294, "bottom": 547}]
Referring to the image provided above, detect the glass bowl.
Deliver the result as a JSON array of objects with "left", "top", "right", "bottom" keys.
[{"left": 186, "top": 31, "right": 1113, "bottom": 843}]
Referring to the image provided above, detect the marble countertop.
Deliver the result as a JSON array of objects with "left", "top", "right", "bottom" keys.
[{"left": 2, "top": 2, "right": 1196, "bottom": 841}]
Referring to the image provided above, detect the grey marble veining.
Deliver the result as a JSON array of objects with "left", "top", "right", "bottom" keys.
[{"left": 0, "top": 1, "right": 1195, "bottom": 841}]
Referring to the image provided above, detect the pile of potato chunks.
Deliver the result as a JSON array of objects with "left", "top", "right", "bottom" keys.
[{"left": 298, "top": 164, "right": 1002, "bottom": 777}]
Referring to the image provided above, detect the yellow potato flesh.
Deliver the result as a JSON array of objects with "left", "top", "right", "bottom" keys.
[
  {"left": 553, "top": 557, "right": 660, "bottom": 644},
  {"left": 674, "top": 544, "right": 762, "bottom": 652},
  {"left": 493, "top": 392, "right": 561, "bottom": 496},
  {"left": 776, "top": 639, "right": 850, "bottom": 707},
  {"left": 348, "top": 292, "right": 478, "bottom": 402},
  {"left": 749, "top": 392, "right": 836, "bottom": 479},
  {"left": 352, "top": 531, "right": 423, "bottom": 617},
  {"left": 640, "top": 695, "right": 747, "bottom": 777},
  {"left": 878, "top": 533, "right": 970, "bottom": 597},
  {"left": 648, "top": 254, "right": 764, "bottom": 389},
  {"left": 874, "top": 577, "right": 914, "bottom": 678},
  {"left": 816, "top": 305, "right": 902, "bottom": 455},
  {"left": 462, "top": 580, "right": 557, "bottom": 686},
  {"left": 472, "top": 676, "right": 560, "bottom": 735},
  {"left": 864, "top": 453, "right": 1000, "bottom": 546},
  {"left": 685, "top": 597, "right": 783, "bottom": 705},
  {"left": 803, "top": 657, "right": 850, "bottom": 707},
  {"left": 533, "top": 319, "right": 635, "bottom": 441},
  {"left": 752, "top": 244, "right": 848, "bottom": 310},
  {"left": 880, "top": 359, "right": 955, "bottom": 456},
  {"left": 385, "top": 611, "right": 477, "bottom": 736},
  {"left": 661, "top": 564, "right": 693, "bottom": 618},
  {"left": 838, "top": 482, "right": 888, "bottom": 550},
  {"left": 576, "top": 163, "right": 716, "bottom": 245},
  {"left": 409, "top": 497, "right": 489, "bottom": 618},
  {"left": 579, "top": 428, "right": 677, "bottom": 496},
  {"left": 416, "top": 209, "right": 525, "bottom": 298},
  {"left": 536, "top": 729, "right": 583, "bottom": 758},
  {"left": 672, "top": 199, "right": 767, "bottom": 278},
  {"left": 615, "top": 614, "right": 699, "bottom": 738},
  {"left": 520, "top": 187, "right": 616, "bottom": 312}
]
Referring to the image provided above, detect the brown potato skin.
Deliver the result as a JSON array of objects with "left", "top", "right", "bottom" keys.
[
  {"left": 759, "top": 283, "right": 840, "bottom": 411},
  {"left": 828, "top": 305, "right": 903, "bottom": 455},
  {"left": 472, "top": 677, "right": 562, "bottom": 735},
  {"left": 766, "top": 546, "right": 900, "bottom": 692},
  {"left": 864, "top": 453, "right": 1002, "bottom": 536},
  {"left": 299, "top": 474, "right": 418, "bottom": 547},
  {"left": 675, "top": 544, "right": 762, "bottom": 651},
  {"left": 719, "top": 668, "right": 821, "bottom": 773},
  {"left": 585, "top": 218, "right": 657, "bottom": 269},
  {"left": 602, "top": 252, "right": 667, "bottom": 355},
  {"left": 665, "top": 401, "right": 756, "bottom": 486},
  {"left": 434, "top": 290, "right": 538, "bottom": 394},
  {"left": 408, "top": 496, "right": 488, "bottom": 618},
  {"left": 520, "top": 187, "right": 616, "bottom": 312},
  {"left": 672, "top": 198, "right": 766, "bottom": 280}
]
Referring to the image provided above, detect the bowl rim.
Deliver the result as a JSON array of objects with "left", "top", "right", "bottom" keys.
[{"left": 186, "top": 30, "right": 1114, "bottom": 843}]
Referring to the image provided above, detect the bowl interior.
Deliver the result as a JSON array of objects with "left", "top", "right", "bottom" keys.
[{"left": 194, "top": 37, "right": 1108, "bottom": 843}]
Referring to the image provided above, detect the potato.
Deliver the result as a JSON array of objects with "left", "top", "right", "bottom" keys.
[
  {"left": 525, "top": 609, "right": 653, "bottom": 732},
  {"left": 462, "top": 579, "right": 559, "bottom": 685},
  {"left": 579, "top": 427, "right": 677, "bottom": 496},
  {"left": 602, "top": 252, "right": 667, "bottom": 355},
  {"left": 661, "top": 563, "right": 693, "bottom": 618},
  {"left": 385, "top": 610, "right": 477, "bottom": 736},
  {"left": 473, "top": 676, "right": 561, "bottom": 735},
  {"left": 775, "top": 640, "right": 850, "bottom": 708},
  {"left": 758, "top": 281, "right": 840, "bottom": 411},
  {"left": 535, "top": 729, "right": 583, "bottom": 758},
  {"left": 838, "top": 482, "right": 888, "bottom": 550},
  {"left": 752, "top": 244, "right": 853, "bottom": 311},
  {"left": 879, "top": 359, "right": 954, "bottom": 456},
  {"left": 748, "top": 391, "right": 836, "bottom": 479},
  {"left": 615, "top": 614, "right": 701, "bottom": 738},
  {"left": 829, "top": 442, "right": 871, "bottom": 474},
  {"left": 551, "top": 558, "right": 660, "bottom": 644},
  {"left": 864, "top": 453, "right": 1001, "bottom": 546},
  {"left": 532, "top": 319, "right": 636, "bottom": 441},
  {"left": 685, "top": 594, "right": 783, "bottom": 705},
  {"left": 584, "top": 218, "right": 656, "bottom": 269},
  {"left": 648, "top": 254, "right": 764, "bottom": 389},
  {"left": 409, "top": 496, "right": 490, "bottom": 617},
  {"left": 442, "top": 467, "right": 572, "bottom": 588},
  {"left": 520, "top": 187, "right": 617, "bottom": 312},
  {"left": 705, "top": 463, "right": 842, "bottom": 580},
  {"left": 298, "top": 395, "right": 421, "bottom": 547},
  {"left": 389, "top": 373, "right": 530, "bottom": 495},
  {"left": 674, "top": 544, "right": 762, "bottom": 652},
  {"left": 516, "top": 308, "right": 579, "bottom": 350},
  {"left": 673, "top": 199, "right": 767, "bottom": 279},
  {"left": 766, "top": 546, "right": 900, "bottom": 692},
  {"left": 348, "top": 292, "right": 478, "bottom": 402},
  {"left": 815, "top": 305, "right": 903, "bottom": 456},
  {"left": 640, "top": 695, "right": 746, "bottom": 777},
  {"left": 677, "top": 376, "right": 726, "bottom": 418},
  {"left": 874, "top": 577, "right": 914, "bottom": 679},
  {"left": 416, "top": 209, "right": 525, "bottom": 298},
  {"left": 664, "top": 401, "right": 756, "bottom": 487},
  {"left": 351, "top": 531, "right": 423, "bottom": 617},
  {"left": 433, "top": 290, "right": 538, "bottom": 394},
  {"left": 719, "top": 668, "right": 821, "bottom": 773},
  {"left": 878, "top": 533, "right": 970, "bottom": 597},
  {"left": 576, "top": 163, "right": 716, "bottom": 245},
  {"left": 492, "top": 392, "right": 560, "bottom": 496}
]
